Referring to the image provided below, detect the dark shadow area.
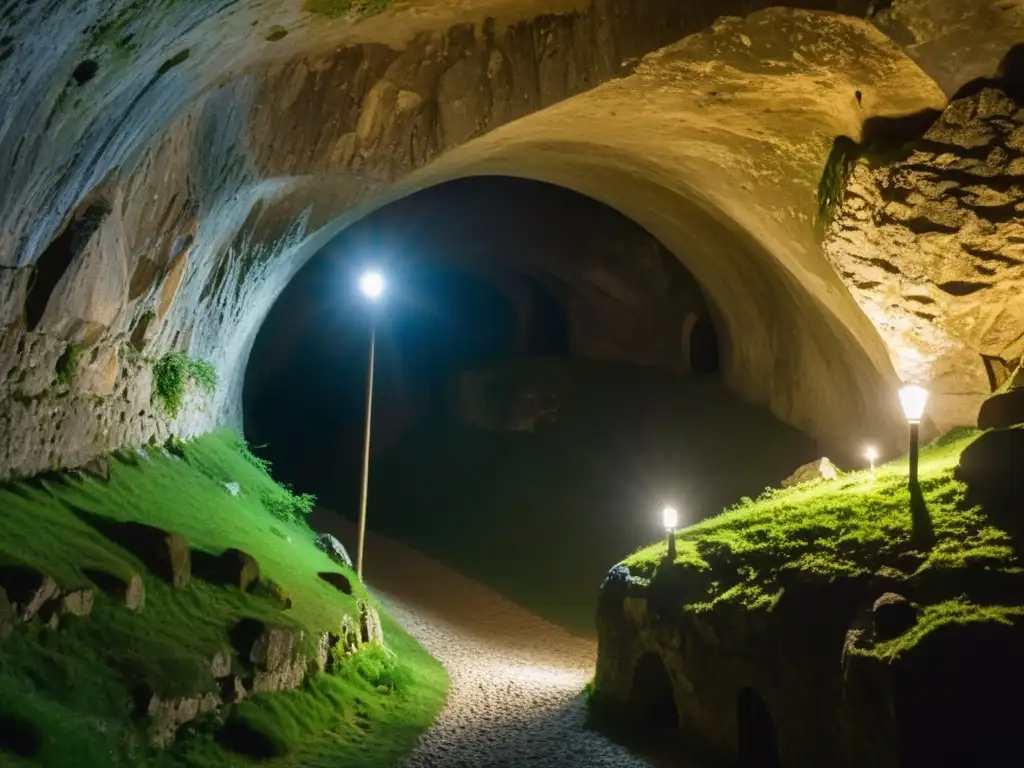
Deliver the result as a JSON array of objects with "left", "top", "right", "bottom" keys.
[
  {"left": 630, "top": 652, "right": 678, "bottom": 732},
  {"left": 736, "top": 688, "right": 780, "bottom": 768},
  {"left": 893, "top": 620, "right": 1024, "bottom": 768},
  {"left": 689, "top": 315, "right": 719, "bottom": 374},
  {"left": 245, "top": 176, "right": 817, "bottom": 636},
  {"left": 0, "top": 711, "right": 42, "bottom": 759},
  {"left": 908, "top": 481, "right": 935, "bottom": 550}
]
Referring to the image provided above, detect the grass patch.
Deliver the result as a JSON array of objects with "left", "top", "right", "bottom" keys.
[
  {"left": 620, "top": 428, "right": 1021, "bottom": 654},
  {"left": 0, "top": 430, "right": 446, "bottom": 766},
  {"left": 152, "top": 353, "right": 217, "bottom": 418}
]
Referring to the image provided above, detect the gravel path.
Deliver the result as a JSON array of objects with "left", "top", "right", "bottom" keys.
[{"left": 310, "top": 512, "right": 667, "bottom": 768}]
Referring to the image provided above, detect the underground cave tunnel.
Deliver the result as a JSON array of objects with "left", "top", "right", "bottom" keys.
[{"left": 243, "top": 175, "right": 818, "bottom": 635}]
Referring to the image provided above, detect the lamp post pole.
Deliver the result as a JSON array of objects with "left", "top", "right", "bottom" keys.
[
  {"left": 356, "top": 319, "right": 376, "bottom": 581},
  {"left": 355, "top": 270, "right": 385, "bottom": 580},
  {"left": 358, "top": 319, "right": 378, "bottom": 581},
  {"left": 908, "top": 420, "right": 919, "bottom": 486}
]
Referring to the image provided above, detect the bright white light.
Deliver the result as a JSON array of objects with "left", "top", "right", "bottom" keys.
[
  {"left": 899, "top": 385, "right": 929, "bottom": 424},
  {"left": 864, "top": 445, "right": 879, "bottom": 462},
  {"left": 662, "top": 506, "right": 678, "bottom": 530},
  {"left": 359, "top": 271, "right": 385, "bottom": 300}
]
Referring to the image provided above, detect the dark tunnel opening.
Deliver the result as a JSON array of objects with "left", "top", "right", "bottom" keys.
[
  {"left": 737, "top": 687, "right": 780, "bottom": 768},
  {"left": 629, "top": 652, "right": 678, "bottom": 733},
  {"left": 242, "top": 175, "right": 819, "bottom": 635}
]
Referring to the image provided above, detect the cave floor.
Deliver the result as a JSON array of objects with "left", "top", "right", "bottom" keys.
[{"left": 311, "top": 512, "right": 703, "bottom": 768}]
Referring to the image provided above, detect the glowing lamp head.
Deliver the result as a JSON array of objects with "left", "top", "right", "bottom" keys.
[
  {"left": 899, "top": 385, "right": 929, "bottom": 424},
  {"left": 864, "top": 445, "right": 879, "bottom": 462},
  {"left": 662, "top": 506, "right": 678, "bottom": 531},
  {"left": 359, "top": 271, "right": 385, "bottom": 301}
]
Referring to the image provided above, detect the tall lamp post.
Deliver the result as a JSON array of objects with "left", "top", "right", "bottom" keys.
[
  {"left": 662, "top": 505, "right": 678, "bottom": 561},
  {"left": 356, "top": 270, "right": 385, "bottom": 580},
  {"left": 898, "top": 385, "right": 929, "bottom": 486}
]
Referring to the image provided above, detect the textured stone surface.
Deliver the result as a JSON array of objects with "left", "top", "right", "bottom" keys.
[
  {"left": 782, "top": 457, "right": 840, "bottom": 487},
  {"left": 825, "top": 85, "right": 1024, "bottom": 432},
  {"left": 0, "top": 0, "right": 1021, "bottom": 476},
  {"left": 594, "top": 557, "right": 1024, "bottom": 767},
  {"left": 314, "top": 533, "right": 353, "bottom": 569}
]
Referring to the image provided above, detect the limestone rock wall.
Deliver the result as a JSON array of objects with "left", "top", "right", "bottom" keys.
[
  {"left": 1, "top": 0, "right": 1020, "bottom": 479},
  {"left": 825, "top": 85, "right": 1024, "bottom": 431}
]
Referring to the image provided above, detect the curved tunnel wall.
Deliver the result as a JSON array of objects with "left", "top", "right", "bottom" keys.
[{"left": 3, "top": 0, "right": 1015, "bottom": 479}]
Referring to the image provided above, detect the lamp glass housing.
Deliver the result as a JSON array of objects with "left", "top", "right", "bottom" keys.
[
  {"left": 662, "top": 506, "right": 678, "bottom": 531},
  {"left": 899, "top": 385, "right": 929, "bottom": 424},
  {"left": 359, "top": 271, "right": 385, "bottom": 300}
]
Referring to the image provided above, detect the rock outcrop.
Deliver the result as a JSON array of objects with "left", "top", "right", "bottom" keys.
[
  {"left": 594, "top": 560, "right": 1024, "bottom": 767},
  {"left": 825, "top": 84, "right": 1024, "bottom": 431}
]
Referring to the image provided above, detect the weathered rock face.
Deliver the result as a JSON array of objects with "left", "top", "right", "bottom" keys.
[
  {"left": 825, "top": 85, "right": 1024, "bottom": 431},
  {"left": 594, "top": 563, "right": 1024, "bottom": 767},
  {"left": 0, "top": 0, "right": 1021, "bottom": 477}
]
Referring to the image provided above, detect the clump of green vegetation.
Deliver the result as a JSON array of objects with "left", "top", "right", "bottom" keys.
[
  {"left": 303, "top": 0, "right": 393, "bottom": 19},
  {"left": 260, "top": 483, "right": 317, "bottom": 527},
  {"left": 55, "top": 343, "right": 80, "bottom": 387},
  {"left": 817, "top": 136, "right": 858, "bottom": 230},
  {"left": 0, "top": 429, "right": 447, "bottom": 766},
  {"left": 152, "top": 352, "right": 218, "bottom": 418},
  {"left": 621, "top": 428, "right": 1021, "bottom": 656}
]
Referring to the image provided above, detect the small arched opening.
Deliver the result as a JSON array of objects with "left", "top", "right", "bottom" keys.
[
  {"left": 689, "top": 313, "right": 720, "bottom": 374},
  {"left": 629, "top": 652, "right": 678, "bottom": 733},
  {"left": 737, "top": 687, "right": 781, "bottom": 768}
]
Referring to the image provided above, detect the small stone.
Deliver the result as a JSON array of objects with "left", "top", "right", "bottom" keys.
[
  {"left": 209, "top": 650, "right": 232, "bottom": 679},
  {"left": 82, "top": 456, "right": 110, "bottom": 482},
  {"left": 358, "top": 600, "right": 384, "bottom": 646},
  {"left": 782, "top": 457, "right": 839, "bottom": 488},
  {"left": 0, "top": 565, "right": 60, "bottom": 622},
  {"left": 314, "top": 533, "right": 353, "bottom": 568},
  {"left": 61, "top": 588, "right": 94, "bottom": 618},
  {"left": 224, "top": 482, "right": 240, "bottom": 497},
  {"left": 872, "top": 592, "right": 917, "bottom": 640},
  {"left": 318, "top": 571, "right": 352, "bottom": 595},
  {"left": 139, "top": 690, "right": 203, "bottom": 748}
]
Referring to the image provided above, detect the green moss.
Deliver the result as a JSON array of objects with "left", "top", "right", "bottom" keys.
[
  {"left": 857, "top": 598, "right": 1024, "bottom": 660},
  {"left": 55, "top": 344, "right": 80, "bottom": 388},
  {"left": 152, "top": 352, "right": 217, "bottom": 418},
  {"left": 0, "top": 430, "right": 447, "bottom": 766},
  {"left": 817, "top": 136, "right": 858, "bottom": 230},
  {"left": 622, "top": 428, "right": 1016, "bottom": 614}
]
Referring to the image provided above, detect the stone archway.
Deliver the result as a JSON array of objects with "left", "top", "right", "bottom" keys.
[
  {"left": 736, "top": 687, "right": 781, "bottom": 768},
  {"left": 628, "top": 652, "right": 678, "bottom": 732}
]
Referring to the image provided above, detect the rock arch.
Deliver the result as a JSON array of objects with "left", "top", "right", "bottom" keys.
[{"left": 2, "top": 0, "right": 1021, "bottom": 478}]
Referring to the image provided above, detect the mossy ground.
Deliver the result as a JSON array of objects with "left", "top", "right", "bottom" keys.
[
  {"left": 0, "top": 430, "right": 447, "bottom": 767},
  {"left": 621, "top": 428, "right": 1024, "bottom": 658}
]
